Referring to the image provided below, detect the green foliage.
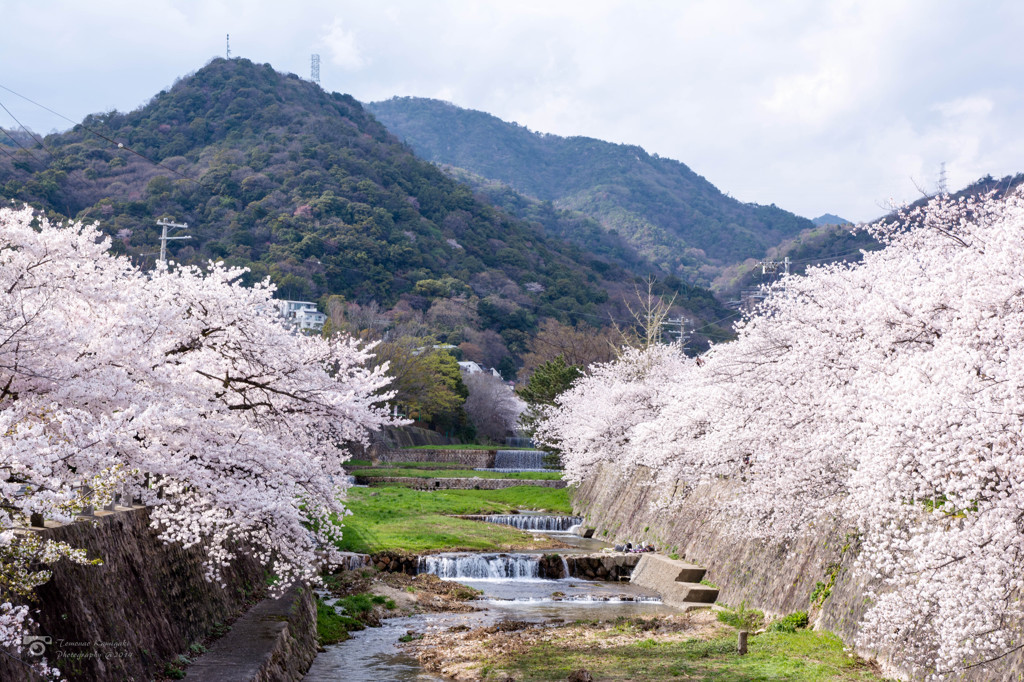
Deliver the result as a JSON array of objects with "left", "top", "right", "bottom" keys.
[
  {"left": 518, "top": 355, "right": 584, "bottom": 467},
  {"left": 316, "top": 597, "right": 363, "bottom": 645},
  {"left": 716, "top": 602, "right": 765, "bottom": 631},
  {"left": 767, "top": 611, "right": 810, "bottom": 634},
  {"left": 699, "top": 578, "right": 718, "bottom": 589},
  {"left": 810, "top": 564, "right": 842, "bottom": 607}
]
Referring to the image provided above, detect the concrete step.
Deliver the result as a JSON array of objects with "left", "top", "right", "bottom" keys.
[
  {"left": 629, "top": 554, "right": 719, "bottom": 609},
  {"left": 677, "top": 583, "right": 719, "bottom": 603},
  {"left": 673, "top": 565, "right": 707, "bottom": 583}
]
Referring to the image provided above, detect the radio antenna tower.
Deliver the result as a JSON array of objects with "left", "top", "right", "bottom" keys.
[
  {"left": 226, "top": 34, "right": 231, "bottom": 59},
  {"left": 311, "top": 54, "right": 321, "bottom": 85},
  {"left": 937, "top": 161, "right": 948, "bottom": 195}
]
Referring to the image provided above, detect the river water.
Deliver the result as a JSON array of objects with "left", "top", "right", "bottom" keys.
[{"left": 304, "top": 528, "right": 669, "bottom": 681}]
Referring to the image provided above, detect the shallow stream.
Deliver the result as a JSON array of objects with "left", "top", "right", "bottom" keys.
[{"left": 304, "top": 521, "right": 668, "bottom": 681}]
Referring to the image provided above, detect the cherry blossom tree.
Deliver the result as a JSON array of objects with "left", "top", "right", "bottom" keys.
[
  {"left": 539, "top": 191, "right": 1024, "bottom": 678},
  {"left": 0, "top": 208, "right": 394, "bottom": 674}
]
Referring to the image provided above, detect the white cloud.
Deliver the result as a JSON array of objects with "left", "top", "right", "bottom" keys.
[
  {"left": 319, "top": 18, "right": 366, "bottom": 70},
  {"left": 0, "top": 0, "right": 1021, "bottom": 223}
]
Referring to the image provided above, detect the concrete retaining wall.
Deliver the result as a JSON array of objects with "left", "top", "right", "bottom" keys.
[{"left": 572, "top": 463, "right": 1024, "bottom": 680}]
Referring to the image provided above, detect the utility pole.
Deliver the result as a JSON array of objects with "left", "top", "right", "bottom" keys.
[
  {"left": 662, "top": 316, "right": 690, "bottom": 347},
  {"left": 156, "top": 219, "right": 191, "bottom": 264},
  {"left": 758, "top": 256, "right": 791, "bottom": 299},
  {"left": 226, "top": 34, "right": 231, "bottom": 59}
]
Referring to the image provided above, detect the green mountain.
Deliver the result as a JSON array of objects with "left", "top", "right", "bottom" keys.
[
  {"left": 0, "top": 58, "right": 733, "bottom": 365},
  {"left": 365, "top": 97, "right": 815, "bottom": 284},
  {"left": 0, "top": 59, "right": 627, "bottom": 308},
  {"left": 811, "top": 213, "right": 850, "bottom": 226}
]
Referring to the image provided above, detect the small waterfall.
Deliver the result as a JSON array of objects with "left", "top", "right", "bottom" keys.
[
  {"left": 566, "top": 523, "right": 582, "bottom": 535},
  {"left": 485, "top": 515, "right": 583, "bottom": 532},
  {"left": 505, "top": 435, "right": 534, "bottom": 448},
  {"left": 418, "top": 553, "right": 540, "bottom": 580},
  {"left": 493, "top": 450, "right": 546, "bottom": 471}
]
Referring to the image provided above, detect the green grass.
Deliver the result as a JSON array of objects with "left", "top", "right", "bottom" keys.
[
  {"left": 316, "top": 598, "right": 363, "bottom": 645},
  {"left": 487, "top": 629, "right": 884, "bottom": 681},
  {"left": 333, "top": 485, "right": 573, "bottom": 553},
  {"left": 349, "top": 467, "right": 562, "bottom": 480}
]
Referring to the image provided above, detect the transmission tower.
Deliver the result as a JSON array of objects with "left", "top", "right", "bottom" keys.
[
  {"left": 937, "top": 161, "right": 948, "bottom": 195},
  {"left": 226, "top": 34, "right": 231, "bottom": 59},
  {"left": 311, "top": 54, "right": 321, "bottom": 85}
]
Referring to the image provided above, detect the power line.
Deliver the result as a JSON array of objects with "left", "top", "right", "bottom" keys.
[
  {"left": 0, "top": 127, "right": 42, "bottom": 163},
  {"left": 0, "top": 97, "right": 55, "bottom": 160},
  {"left": 0, "top": 82, "right": 198, "bottom": 186}
]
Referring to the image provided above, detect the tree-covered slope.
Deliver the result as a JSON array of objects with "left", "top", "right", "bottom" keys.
[
  {"left": 0, "top": 58, "right": 629, "bottom": 316},
  {"left": 0, "top": 58, "right": 737, "bottom": 372},
  {"left": 365, "top": 97, "right": 815, "bottom": 283}
]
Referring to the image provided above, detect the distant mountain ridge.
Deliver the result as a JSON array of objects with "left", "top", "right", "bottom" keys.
[
  {"left": 366, "top": 97, "right": 815, "bottom": 285},
  {"left": 812, "top": 213, "right": 851, "bottom": 226}
]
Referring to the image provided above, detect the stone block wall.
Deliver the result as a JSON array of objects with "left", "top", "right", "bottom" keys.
[
  {"left": 1, "top": 507, "right": 267, "bottom": 681},
  {"left": 377, "top": 448, "right": 496, "bottom": 468}
]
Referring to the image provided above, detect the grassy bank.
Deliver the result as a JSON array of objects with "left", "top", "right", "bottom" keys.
[
  {"left": 349, "top": 467, "right": 562, "bottom": 480},
  {"left": 405, "top": 609, "right": 886, "bottom": 681},
  {"left": 489, "top": 627, "right": 883, "bottom": 681},
  {"left": 333, "top": 485, "right": 573, "bottom": 554}
]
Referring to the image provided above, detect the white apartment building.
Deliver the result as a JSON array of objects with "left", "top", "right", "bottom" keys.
[{"left": 276, "top": 300, "right": 327, "bottom": 333}]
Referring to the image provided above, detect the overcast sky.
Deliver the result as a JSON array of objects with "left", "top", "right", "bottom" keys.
[{"left": 2, "top": 0, "right": 1021, "bottom": 222}]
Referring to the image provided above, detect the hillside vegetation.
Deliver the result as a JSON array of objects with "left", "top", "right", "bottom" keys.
[
  {"left": 0, "top": 58, "right": 734, "bottom": 379},
  {"left": 366, "top": 97, "right": 815, "bottom": 284}
]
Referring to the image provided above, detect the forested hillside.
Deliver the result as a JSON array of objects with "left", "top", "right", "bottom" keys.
[
  {"left": 0, "top": 58, "right": 733, "bottom": 385},
  {"left": 366, "top": 97, "right": 815, "bottom": 284}
]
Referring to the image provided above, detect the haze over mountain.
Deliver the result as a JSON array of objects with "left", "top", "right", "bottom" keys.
[
  {"left": 366, "top": 97, "right": 815, "bottom": 285},
  {"left": 0, "top": 57, "right": 734, "bottom": 371}
]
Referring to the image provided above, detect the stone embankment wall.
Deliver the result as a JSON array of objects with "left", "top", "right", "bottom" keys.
[
  {"left": 185, "top": 587, "right": 316, "bottom": 682},
  {"left": 376, "top": 448, "right": 496, "bottom": 468},
  {"left": 572, "top": 463, "right": 1023, "bottom": 680},
  {"left": 355, "top": 476, "right": 565, "bottom": 490},
  {"left": 376, "top": 425, "right": 454, "bottom": 449},
  {"left": 0, "top": 506, "right": 306, "bottom": 682},
  {"left": 369, "top": 550, "right": 637, "bottom": 582},
  {"left": 564, "top": 554, "right": 638, "bottom": 581}
]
